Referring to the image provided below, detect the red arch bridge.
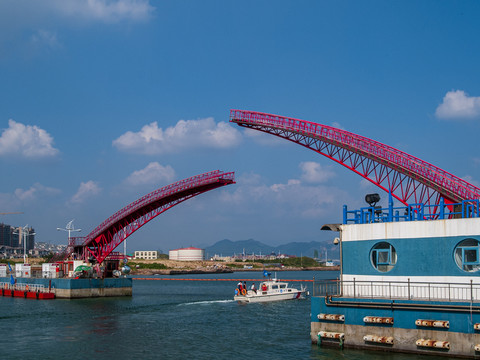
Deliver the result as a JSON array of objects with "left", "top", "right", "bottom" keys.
[
  {"left": 54, "top": 170, "right": 235, "bottom": 264},
  {"left": 56, "top": 109, "right": 480, "bottom": 264},
  {"left": 229, "top": 109, "right": 480, "bottom": 214}
]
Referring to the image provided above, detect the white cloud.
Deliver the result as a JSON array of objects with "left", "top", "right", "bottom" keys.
[
  {"left": 124, "top": 162, "right": 175, "bottom": 186},
  {"left": 299, "top": 161, "right": 335, "bottom": 183},
  {"left": 331, "top": 121, "right": 345, "bottom": 130},
  {"left": 51, "top": 0, "right": 155, "bottom": 23},
  {"left": 359, "top": 178, "right": 376, "bottom": 190},
  {"left": 271, "top": 179, "right": 301, "bottom": 192},
  {"left": 220, "top": 170, "right": 347, "bottom": 219},
  {"left": 70, "top": 181, "right": 101, "bottom": 204},
  {"left": 0, "top": 119, "right": 59, "bottom": 159},
  {"left": 268, "top": 179, "right": 342, "bottom": 217},
  {"left": 461, "top": 175, "right": 480, "bottom": 188},
  {"left": 113, "top": 117, "right": 242, "bottom": 155},
  {"left": 243, "top": 128, "right": 285, "bottom": 146},
  {"left": 14, "top": 183, "right": 61, "bottom": 202},
  {"left": 0, "top": 1, "right": 155, "bottom": 55},
  {"left": 435, "top": 90, "right": 480, "bottom": 120},
  {"left": 30, "top": 29, "right": 60, "bottom": 49},
  {"left": 0, "top": 183, "right": 60, "bottom": 213}
]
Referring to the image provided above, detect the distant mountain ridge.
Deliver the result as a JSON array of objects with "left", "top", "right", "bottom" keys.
[{"left": 204, "top": 239, "right": 338, "bottom": 259}]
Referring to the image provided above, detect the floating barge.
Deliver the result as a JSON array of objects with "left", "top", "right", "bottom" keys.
[
  {"left": 0, "top": 277, "right": 132, "bottom": 299},
  {"left": 312, "top": 197, "right": 480, "bottom": 358}
]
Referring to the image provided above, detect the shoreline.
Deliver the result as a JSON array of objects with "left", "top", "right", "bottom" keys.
[{"left": 132, "top": 266, "right": 339, "bottom": 276}]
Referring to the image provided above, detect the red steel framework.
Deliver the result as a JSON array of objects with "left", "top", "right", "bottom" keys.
[
  {"left": 230, "top": 109, "right": 480, "bottom": 212},
  {"left": 59, "top": 170, "right": 235, "bottom": 264}
]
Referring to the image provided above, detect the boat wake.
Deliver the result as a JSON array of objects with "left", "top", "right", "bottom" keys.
[{"left": 179, "top": 299, "right": 234, "bottom": 306}]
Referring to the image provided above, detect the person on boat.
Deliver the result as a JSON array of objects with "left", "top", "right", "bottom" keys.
[
  {"left": 243, "top": 281, "right": 247, "bottom": 293},
  {"left": 251, "top": 283, "right": 257, "bottom": 294},
  {"left": 261, "top": 283, "right": 267, "bottom": 291},
  {"left": 237, "top": 281, "right": 242, "bottom": 292}
]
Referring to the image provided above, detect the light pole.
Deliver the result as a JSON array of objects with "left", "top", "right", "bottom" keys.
[
  {"left": 13, "top": 225, "right": 35, "bottom": 264},
  {"left": 57, "top": 220, "right": 81, "bottom": 254}
]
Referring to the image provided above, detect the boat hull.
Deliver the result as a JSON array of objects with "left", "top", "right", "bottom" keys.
[{"left": 235, "top": 290, "right": 305, "bottom": 303}]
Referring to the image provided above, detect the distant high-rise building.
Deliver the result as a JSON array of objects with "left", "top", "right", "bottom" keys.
[
  {"left": 10, "top": 229, "right": 19, "bottom": 248},
  {"left": 0, "top": 224, "right": 11, "bottom": 246},
  {"left": 0, "top": 224, "right": 34, "bottom": 249},
  {"left": 26, "top": 227, "right": 35, "bottom": 251}
]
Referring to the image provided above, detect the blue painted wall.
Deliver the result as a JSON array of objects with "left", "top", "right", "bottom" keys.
[{"left": 342, "top": 235, "right": 480, "bottom": 277}]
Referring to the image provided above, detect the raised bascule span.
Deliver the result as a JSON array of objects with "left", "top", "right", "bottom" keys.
[
  {"left": 230, "top": 109, "right": 480, "bottom": 211},
  {"left": 55, "top": 170, "right": 235, "bottom": 264},
  {"left": 229, "top": 110, "right": 480, "bottom": 357}
]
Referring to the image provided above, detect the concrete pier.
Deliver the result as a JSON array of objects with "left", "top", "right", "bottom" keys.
[{"left": 0, "top": 277, "right": 132, "bottom": 299}]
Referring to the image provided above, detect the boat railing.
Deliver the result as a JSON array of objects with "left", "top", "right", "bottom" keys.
[
  {"left": 0, "top": 282, "right": 50, "bottom": 293},
  {"left": 313, "top": 279, "right": 480, "bottom": 303}
]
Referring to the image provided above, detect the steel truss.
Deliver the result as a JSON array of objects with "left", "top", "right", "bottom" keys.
[
  {"left": 230, "top": 109, "right": 480, "bottom": 212},
  {"left": 68, "top": 170, "right": 235, "bottom": 263}
]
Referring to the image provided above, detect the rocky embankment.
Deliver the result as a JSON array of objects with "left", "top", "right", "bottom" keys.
[
  {"left": 131, "top": 259, "right": 233, "bottom": 275},
  {"left": 129, "top": 259, "right": 338, "bottom": 275}
]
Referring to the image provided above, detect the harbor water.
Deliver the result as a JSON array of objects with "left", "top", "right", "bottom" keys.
[{"left": 0, "top": 270, "right": 456, "bottom": 359}]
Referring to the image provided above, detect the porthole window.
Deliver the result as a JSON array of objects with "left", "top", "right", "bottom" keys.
[
  {"left": 454, "top": 238, "right": 480, "bottom": 272},
  {"left": 370, "top": 242, "right": 397, "bottom": 272}
]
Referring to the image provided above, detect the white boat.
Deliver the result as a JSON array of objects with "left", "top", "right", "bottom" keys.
[{"left": 234, "top": 277, "right": 308, "bottom": 303}]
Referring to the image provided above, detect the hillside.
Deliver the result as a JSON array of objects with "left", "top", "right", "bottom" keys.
[{"left": 204, "top": 238, "right": 338, "bottom": 259}]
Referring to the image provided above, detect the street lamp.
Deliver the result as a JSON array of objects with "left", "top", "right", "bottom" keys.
[
  {"left": 57, "top": 219, "right": 81, "bottom": 248},
  {"left": 13, "top": 225, "right": 36, "bottom": 264}
]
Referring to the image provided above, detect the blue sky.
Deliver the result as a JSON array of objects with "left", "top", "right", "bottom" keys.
[{"left": 1, "top": 0, "right": 480, "bottom": 253}]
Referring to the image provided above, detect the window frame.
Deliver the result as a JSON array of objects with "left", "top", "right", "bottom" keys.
[
  {"left": 454, "top": 239, "right": 480, "bottom": 272},
  {"left": 462, "top": 246, "right": 479, "bottom": 265},
  {"left": 370, "top": 242, "right": 397, "bottom": 273},
  {"left": 376, "top": 249, "right": 391, "bottom": 265}
]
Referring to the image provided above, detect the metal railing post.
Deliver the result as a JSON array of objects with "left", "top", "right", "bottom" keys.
[
  {"left": 408, "top": 278, "right": 410, "bottom": 300},
  {"left": 439, "top": 198, "right": 445, "bottom": 219},
  {"left": 471, "top": 280, "right": 474, "bottom": 302}
]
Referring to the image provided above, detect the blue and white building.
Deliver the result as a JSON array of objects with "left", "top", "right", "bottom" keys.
[{"left": 312, "top": 197, "right": 480, "bottom": 357}]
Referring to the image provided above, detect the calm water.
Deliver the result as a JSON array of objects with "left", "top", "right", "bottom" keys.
[{"left": 0, "top": 271, "right": 456, "bottom": 359}]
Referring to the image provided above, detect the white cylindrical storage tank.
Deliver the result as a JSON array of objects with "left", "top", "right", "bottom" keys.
[
  {"left": 169, "top": 249, "right": 179, "bottom": 260},
  {"left": 177, "top": 247, "right": 204, "bottom": 261}
]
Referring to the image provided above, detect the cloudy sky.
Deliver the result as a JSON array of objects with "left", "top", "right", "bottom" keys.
[{"left": 1, "top": 0, "right": 480, "bottom": 253}]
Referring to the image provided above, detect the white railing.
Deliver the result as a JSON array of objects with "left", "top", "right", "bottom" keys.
[
  {"left": 314, "top": 279, "right": 480, "bottom": 303},
  {"left": 0, "top": 282, "right": 49, "bottom": 293}
]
